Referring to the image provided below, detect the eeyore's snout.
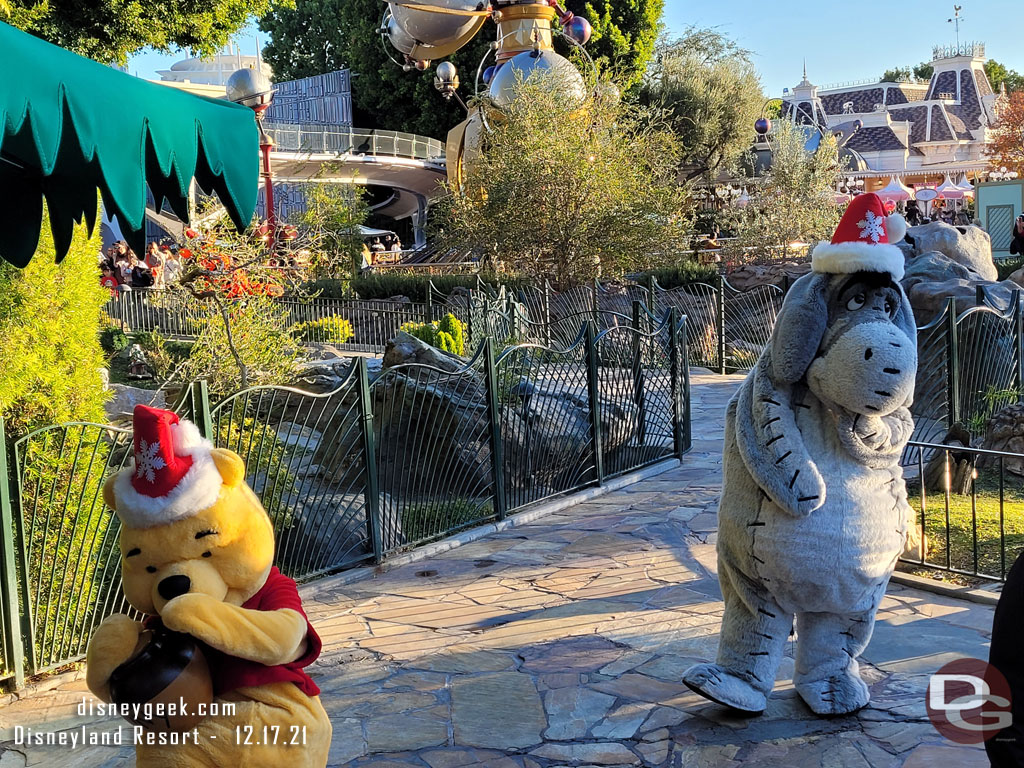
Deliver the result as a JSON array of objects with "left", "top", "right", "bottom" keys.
[{"left": 807, "top": 322, "right": 916, "bottom": 417}]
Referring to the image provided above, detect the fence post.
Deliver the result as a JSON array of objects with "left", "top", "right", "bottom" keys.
[
  {"left": 425, "top": 289, "right": 434, "bottom": 324},
  {"left": 646, "top": 274, "right": 656, "bottom": 315},
  {"left": 591, "top": 278, "right": 601, "bottom": 332},
  {"left": 669, "top": 308, "right": 688, "bottom": 457},
  {"left": 190, "top": 380, "right": 214, "bottom": 441},
  {"left": 632, "top": 301, "right": 647, "bottom": 446},
  {"left": 0, "top": 419, "right": 26, "bottom": 688},
  {"left": 716, "top": 273, "right": 727, "bottom": 375},
  {"left": 482, "top": 339, "right": 508, "bottom": 520},
  {"left": 1016, "top": 291, "right": 1024, "bottom": 402},
  {"left": 584, "top": 322, "right": 605, "bottom": 485},
  {"left": 356, "top": 358, "right": 383, "bottom": 563},
  {"left": 945, "top": 297, "right": 961, "bottom": 429}
]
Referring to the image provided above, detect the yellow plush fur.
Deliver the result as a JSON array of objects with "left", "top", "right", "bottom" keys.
[{"left": 86, "top": 448, "right": 332, "bottom": 768}]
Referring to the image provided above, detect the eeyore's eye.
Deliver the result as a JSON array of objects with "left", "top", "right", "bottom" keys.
[
  {"left": 885, "top": 298, "right": 895, "bottom": 315},
  {"left": 847, "top": 293, "right": 866, "bottom": 311}
]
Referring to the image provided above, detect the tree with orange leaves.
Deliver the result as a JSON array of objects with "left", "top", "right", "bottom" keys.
[{"left": 986, "top": 91, "right": 1024, "bottom": 178}]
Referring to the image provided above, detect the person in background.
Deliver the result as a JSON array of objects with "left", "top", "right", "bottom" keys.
[
  {"left": 100, "top": 264, "right": 119, "bottom": 297},
  {"left": 1010, "top": 215, "right": 1024, "bottom": 256},
  {"left": 114, "top": 251, "right": 133, "bottom": 286},
  {"left": 162, "top": 249, "right": 182, "bottom": 285},
  {"left": 129, "top": 254, "right": 153, "bottom": 288},
  {"left": 389, "top": 236, "right": 402, "bottom": 259},
  {"left": 361, "top": 242, "right": 373, "bottom": 271},
  {"left": 147, "top": 243, "right": 165, "bottom": 288}
]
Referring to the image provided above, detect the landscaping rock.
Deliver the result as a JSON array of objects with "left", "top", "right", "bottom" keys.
[
  {"left": 903, "top": 276, "right": 1019, "bottom": 321},
  {"left": 982, "top": 404, "right": 1024, "bottom": 476},
  {"left": 104, "top": 383, "right": 165, "bottom": 421},
  {"left": 905, "top": 222, "right": 997, "bottom": 281},
  {"left": 724, "top": 261, "right": 811, "bottom": 291}
]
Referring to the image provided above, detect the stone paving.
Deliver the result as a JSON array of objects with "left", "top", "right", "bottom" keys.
[{"left": 0, "top": 373, "right": 994, "bottom": 767}]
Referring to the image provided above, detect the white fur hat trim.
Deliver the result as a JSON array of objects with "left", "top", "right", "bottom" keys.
[{"left": 811, "top": 240, "right": 905, "bottom": 281}]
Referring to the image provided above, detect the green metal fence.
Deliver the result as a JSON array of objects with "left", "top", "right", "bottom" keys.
[{"left": 0, "top": 311, "right": 689, "bottom": 688}]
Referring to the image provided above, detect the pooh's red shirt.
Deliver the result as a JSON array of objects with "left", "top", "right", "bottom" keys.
[
  {"left": 211, "top": 567, "right": 322, "bottom": 697},
  {"left": 147, "top": 567, "right": 322, "bottom": 697}
]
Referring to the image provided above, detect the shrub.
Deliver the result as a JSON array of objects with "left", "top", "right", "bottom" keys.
[
  {"left": 0, "top": 207, "right": 108, "bottom": 435},
  {"left": 997, "top": 255, "right": 1024, "bottom": 281},
  {"left": 321, "top": 272, "right": 534, "bottom": 302},
  {"left": 291, "top": 315, "right": 354, "bottom": 344},
  {"left": 638, "top": 262, "right": 719, "bottom": 290},
  {"left": 181, "top": 296, "right": 302, "bottom": 394},
  {"left": 399, "top": 313, "right": 466, "bottom": 356},
  {"left": 132, "top": 329, "right": 190, "bottom": 381},
  {"left": 100, "top": 326, "right": 129, "bottom": 354}
]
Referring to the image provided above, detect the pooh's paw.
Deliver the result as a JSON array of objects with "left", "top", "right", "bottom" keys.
[
  {"left": 160, "top": 592, "right": 222, "bottom": 636},
  {"left": 86, "top": 615, "right": 143, "bottom": 700}
]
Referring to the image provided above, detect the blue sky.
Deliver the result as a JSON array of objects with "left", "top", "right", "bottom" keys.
[{"left": 129, "top": 1, "right": 1024, "bottom": 96}]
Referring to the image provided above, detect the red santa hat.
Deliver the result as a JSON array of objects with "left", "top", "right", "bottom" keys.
[
  {"left": 811, "top": 192, "right": 907, "bottom": 281},
  {"left": 111, "top": 405, "right": 222, "bottom": 529}
]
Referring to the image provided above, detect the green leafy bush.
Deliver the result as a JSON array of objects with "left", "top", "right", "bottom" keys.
[
  {"left": 997, "top": 255, "right": 1024, "bottom": 281},
  {"left": 317, "top": 273, "right": 533, "bottom": 302},
  {"left": 399, "top": 313, "right": 466, "bottom": 355},
  {"left": 100, "top": 326, "right": 129, "bottom": 354},
  {"left": 132, "top": 329, "right": 190, "bottom": 381},
  {"left": 291, "top": 315, "right": 354, "bottom": 344},
  {"left": 181, "top": 296, "right": 302, "bottom": 394},
  {"left": 0, "top": 207, "right": 108, "bottom": 435}
]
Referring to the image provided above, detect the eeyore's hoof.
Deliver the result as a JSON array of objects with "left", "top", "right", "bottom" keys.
[
  {"left": 795, "top": 672, "right": 869, "bottom": 717},
  {"left": 682, "top": 663, "right": 766, "bottom": 716}
]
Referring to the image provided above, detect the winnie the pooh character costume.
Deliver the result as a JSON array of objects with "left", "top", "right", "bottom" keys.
[{"left": 86, "top": 405, "right": 332, "bottom": 767}]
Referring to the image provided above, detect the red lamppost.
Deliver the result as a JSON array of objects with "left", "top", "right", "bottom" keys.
[{"left": 226, "top": 67, "right": 276, "bottom": 247}]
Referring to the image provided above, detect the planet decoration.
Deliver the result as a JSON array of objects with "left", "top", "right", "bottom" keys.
[
  {"left": 562, "top": 15, "right": 592, "bottom": 45},
  {"left": 108, "top": 628, "right": 214, "bottom": 733},
  {"left": 754, "top": 117, "right": 772, "bottom": 136}
]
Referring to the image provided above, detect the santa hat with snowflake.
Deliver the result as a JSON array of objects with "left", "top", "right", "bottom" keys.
[
  {"left": 811, "top": 192, "right": 907, "bottom": 281},
  {"left": 110, "top": 405, "right": 222, "bottom": 529}
]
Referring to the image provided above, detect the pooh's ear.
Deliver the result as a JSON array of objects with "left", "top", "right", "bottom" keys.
[
  {"left": 102, "top": 474, "right": 118, "bottom": 511},
  {"left": 210, "top": 448, "right": 246, "bottom": 488}
]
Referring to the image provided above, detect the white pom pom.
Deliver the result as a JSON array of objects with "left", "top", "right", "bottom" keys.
[{"left": 886, "top": 213, "right": 907, "bottom": 244}]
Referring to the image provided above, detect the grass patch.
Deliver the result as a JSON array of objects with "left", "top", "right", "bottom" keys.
[
  {"left": 906, "top": 467, "right": 1024, "bottom": 580},
  {"left": 399, "top": 499, "right": 494, "bottom": 545}
]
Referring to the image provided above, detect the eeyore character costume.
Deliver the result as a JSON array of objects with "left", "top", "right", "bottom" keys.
[{"left": 683, "top": 193, "right": 918, "bottom": 717}]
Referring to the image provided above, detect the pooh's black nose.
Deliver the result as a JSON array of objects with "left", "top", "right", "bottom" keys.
[{"left": 158, "top": 575, "right": 191, "bottom": 601}]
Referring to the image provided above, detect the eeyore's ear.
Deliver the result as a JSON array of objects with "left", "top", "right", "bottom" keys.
[
  {"left": 771, "top": 272, "right": 831, "bottom": 384},
  {"left": 892, "top": 281, "right": 917, "bottom": 348}
]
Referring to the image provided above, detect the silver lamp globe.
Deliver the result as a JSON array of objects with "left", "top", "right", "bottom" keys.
[
  {"left": 388, "top": 0, "right": 480, "bottom": 46},
  {"left": 487, "top": 49, "right": 586, "bottom": 108},
  {"left": 226, "top": 67, "right": 275, "bottom": 113}
]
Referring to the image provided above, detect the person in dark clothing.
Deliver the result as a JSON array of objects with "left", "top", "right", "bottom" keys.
[
  {"left": 1010, "top": 215, "right": 1024, "bottom": 256},
  {"left": 905, "top": 200, "right": 922, "bottom": 226},
  {"left": 987, "top": 551, "right": 1024, "bottom": 767}
]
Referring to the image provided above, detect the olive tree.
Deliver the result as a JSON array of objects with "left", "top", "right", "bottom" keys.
[{"left": 431, "top": 77, "right": 690, "bottom": 285}]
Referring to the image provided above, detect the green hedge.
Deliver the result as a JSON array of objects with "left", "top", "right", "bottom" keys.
[
  {"left": 0, "top": 208, "right": 108, "bottom": 435},
  {"left": 636, "top": 262, "right": 719, "bottom": 290},
  {"left": 306, "top": 273, "right": 534, "bottom": 302}
]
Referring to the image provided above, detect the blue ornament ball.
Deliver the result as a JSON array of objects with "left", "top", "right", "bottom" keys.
[
  {"left": 563, "top": 16, "right": 592, "bottom": 45},
  {"left": 754, "top": 117, "right": 771, "bottom": 135},
  {"left": 482, "top": 65, "right": 496, "bottom": 85}
]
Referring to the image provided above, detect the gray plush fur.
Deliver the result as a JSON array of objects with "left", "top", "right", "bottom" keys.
[{"left": 682, "top": 271, "right": 917, "bottom": 717}]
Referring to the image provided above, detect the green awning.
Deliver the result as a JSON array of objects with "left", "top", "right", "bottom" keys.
[{"left": 0, "top": 21, "right": 258, "bottom": 268}]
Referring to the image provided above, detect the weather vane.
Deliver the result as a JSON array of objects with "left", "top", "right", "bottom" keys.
[{"left": 947, "top": 5, "right": 964, "bottom": 47}]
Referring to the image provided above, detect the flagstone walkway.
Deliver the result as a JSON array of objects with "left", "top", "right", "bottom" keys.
[{"left": 0, "top": 374, "right": 994, "bottom": 767}]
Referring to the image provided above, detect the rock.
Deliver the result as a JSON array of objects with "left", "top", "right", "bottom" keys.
[
  {"left": 383, "top": 332, "right": 470, "bottom": 374},
  {"left": 905, "top": 222, "right": 997, "bottom": 281},
  {"left": 724, "top": 261, "right": 811, "bottom": 291},
  {"left": 903, "top": 276, "right": 1020, "bottom": 322},
  {"left": 981, "top": 404, "right": 1024, "bottom": 476},
  {"left": 1008, "top": 266, "right": 1024, "bottom": 288},
  {"left": 104, "top": 384, "right": 166, "bottom": 421},
  {"left": 902, "top": 251, "right": 983, "bottom": 290}
]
